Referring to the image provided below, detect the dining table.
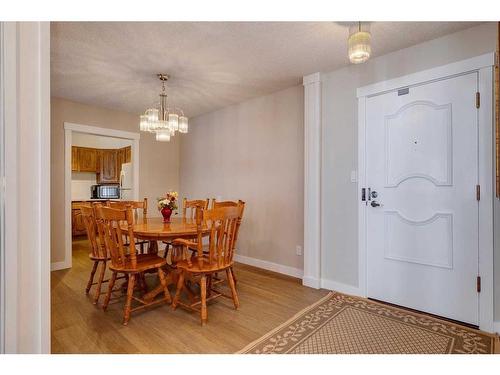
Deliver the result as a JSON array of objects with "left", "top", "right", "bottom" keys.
[{"left": 120, "top": 216, "right": 209, "bottom": 302}]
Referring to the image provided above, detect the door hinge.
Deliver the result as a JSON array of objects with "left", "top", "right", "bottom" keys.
[
  {"left": 476, "top": 92, "right": 480, "bottom": 108},
  {"left": 477, "top": 276, "right": 481, "bottom": 293},
  {"left": 476, "top": 185, "right": 480, "bottom": 201}
]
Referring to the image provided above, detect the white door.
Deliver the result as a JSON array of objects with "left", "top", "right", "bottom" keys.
[{"left": 364, "top": 72, "right": 479, "bottom": 325}]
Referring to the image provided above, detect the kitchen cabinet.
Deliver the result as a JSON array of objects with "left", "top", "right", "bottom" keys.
[
  {"left": 71, "top": 145, "right": 131, "bottom": 182},
  {"left": 117, "top": 147, "right": 126, "bottom": 176},
  {"left": 97, "top": 149, "right": 119, "bottom": 183},
  {"left": 124, "top": 146, "right": 132, "bottom": 163},
  {"left": 71, "top": 146, "right": 79, "bottom": 171},
  {"left": 71, "top": 203, "right": 87, "bottom": 237},
  {"left": 77, "top": 147, "right": 97, "bottom": 172}
]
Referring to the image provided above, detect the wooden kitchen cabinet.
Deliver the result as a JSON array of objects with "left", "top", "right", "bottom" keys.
[
  {"left": 97, "top": 149, "right": 119, "bottom": 183},
  {"left": 117, "top": 147, "right": 126, "bottom": 176},
  {"left": 77, "top": 147, "right": 97, "bottom": 172},
  {"left": 71, "top": 204, "right": 87, "bottom": 237},
  {"left": 71, "top": 146, "right": 79, "bottom": 171},
  {"left": 124, "top": 145, "right": 131, "bottom": 163},
  {"left": 71, "top": 145, "right": 130, "bottom": 182}
]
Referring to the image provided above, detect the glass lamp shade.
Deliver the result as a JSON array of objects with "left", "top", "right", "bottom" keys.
[
  {"left": 146, "top": 108, "right": 159, "bottom": 122},
  {"left": 157, "top": 119, "right": 169, "bottom": 130},
  {"left": 348, "top": 31, "right": 371, "bottom": 64},
  {"left": 139, "top": 114, "right": 149, "bottom": 131},
  {"left": 155, "top": 129, "right": 171, "bottom": 142},
  {"left": 178, "top": 116, "right": 189, "bottom": 133},
  {"left": 168, "top": 113, "right": 179, "bottom": 131}
]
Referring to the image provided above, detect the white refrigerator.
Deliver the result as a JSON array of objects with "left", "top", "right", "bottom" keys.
[{"left": 119, "top": 162, "right": 133, "bottom": 200}]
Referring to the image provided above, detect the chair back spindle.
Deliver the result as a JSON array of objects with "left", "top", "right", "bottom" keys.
[{"left": 182, "top": 198, "right": 209, "bottom": 219}]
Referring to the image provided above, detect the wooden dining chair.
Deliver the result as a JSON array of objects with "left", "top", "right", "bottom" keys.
[
  {"left": 208, "top": 199, "right": 245, "bottom": 285},
  {"left": 171, "top": 204, "right": 244, "bottom": 325},
  {"left": 163, "top": 197, "right": 209, "bottom": 259},
  {"left": 80, "top": 204, "right": 111, "bottom": 305},
  {"left": 183, "top": 198, "right": 209, "bottom": 218},
  {"left": 108, "top": 198, "right": 150, "bottom": 254},
  {"left": 95, "top": 204, "right": 171, "bottom": 325}
]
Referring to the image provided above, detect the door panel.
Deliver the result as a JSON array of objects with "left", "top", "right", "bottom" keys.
[{"left": 365, "top": 72, "right": 479, "bottom": 325}]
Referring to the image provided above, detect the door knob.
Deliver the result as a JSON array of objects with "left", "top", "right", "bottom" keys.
[{"left": 371, "top": 201, "right": 380, "bottom": 207}]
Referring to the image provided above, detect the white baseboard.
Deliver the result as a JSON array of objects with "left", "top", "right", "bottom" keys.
[
  {"left": 302, "top": 276, "right": 321, "bottom": 289},
  {"left": 51, "top": 260, "right": 71, "bottom": 271},
  {"left": 493, "top": 321, "right": 500, "bottom": 334},
  {"left": 320, "top": 278, "right": 363, "bottom": 297},
  {"left": 234, "top": 254, "right": 303, "bottom": 279}
]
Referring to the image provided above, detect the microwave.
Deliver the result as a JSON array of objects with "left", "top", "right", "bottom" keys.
[{"left": 91, "top": 184, "right": 120, "bottom": 199}]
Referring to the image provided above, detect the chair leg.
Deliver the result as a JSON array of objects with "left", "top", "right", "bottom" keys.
[
  {"left": 86, "top": 261, "right": 98, "bottom": 294},
  {"left": 230, "top": 266, "right": 237, "bottom": 286},
  {"left": 93, "top": 261, "right": 106, "bottom": 305},
  {"left": 206, "top": 275, "right": 212, "bottom": 297},
  {"left": 103, "top": 271, "right": 117, "bottom": 311},
  {"left": 157, "top": 268, "right": 172, "bottom": 303},
  {"left": 140, "top": 242, "right": 144, "bottom": 255},
  {"left": 200, "top": 274, "right": 207, "bottom": 325},
  {"left": 172, "top": 271, "right": 185, "bottom": 310},
  {"left": 163, "top": 243, "right": 170, "bottom": 259},
  {"left": 123, "top": 274, "right": 136, "bottom": 325},
  {"left": 226, "top": 268, "right": 240, "bottom": 309}
]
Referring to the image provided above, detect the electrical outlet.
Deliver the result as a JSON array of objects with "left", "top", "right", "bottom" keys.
[{"left": 296, "top": 245, "right": 302, "bottom": 256}]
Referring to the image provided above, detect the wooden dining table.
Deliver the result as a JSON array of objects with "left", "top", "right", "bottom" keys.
[
  {"left": 120, "top": 216, "right": 209, "bottom": 302},
  {"left": 125, "top": 216, "right": 209, "bottom": 251}
]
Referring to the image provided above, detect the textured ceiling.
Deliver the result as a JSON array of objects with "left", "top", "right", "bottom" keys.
[{"left": 51, "top": 22, "right": 481, "bottom": 118}]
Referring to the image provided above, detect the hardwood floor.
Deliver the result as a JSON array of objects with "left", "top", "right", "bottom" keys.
[{"left": 51, "top": 239, "right": 328, "bottom": 353}]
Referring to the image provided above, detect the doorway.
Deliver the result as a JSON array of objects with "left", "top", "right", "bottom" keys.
[
  {"left": 57, "top": 122, "right": 140, "bottom": 271},
  {"left": 357, "top": 54, "right": 494, "bottom": 331}
]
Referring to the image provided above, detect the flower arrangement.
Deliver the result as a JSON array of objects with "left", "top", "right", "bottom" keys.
[{"left": 157, "top": 191, "right": 178, "bottom": 211}]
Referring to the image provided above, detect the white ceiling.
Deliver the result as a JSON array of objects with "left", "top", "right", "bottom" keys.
[{"left": 51, "top": 22, "right": 481, "bottom": 118}]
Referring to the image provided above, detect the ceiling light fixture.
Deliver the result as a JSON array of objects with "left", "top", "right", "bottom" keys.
[
  {"left": 139, "top": 73, "right": 189, "bottom": 142},
  {"left": 348, "top": 22, "right": 371, "bottom": 64}
]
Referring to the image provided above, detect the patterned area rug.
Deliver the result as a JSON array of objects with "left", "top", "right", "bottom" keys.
[{"left": 238, "top": 292, "right": 496, "bottom": 354}]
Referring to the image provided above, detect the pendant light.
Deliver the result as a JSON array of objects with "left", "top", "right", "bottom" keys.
[{"left": 348, "top": 22, "right": 371, "bottom": 64}]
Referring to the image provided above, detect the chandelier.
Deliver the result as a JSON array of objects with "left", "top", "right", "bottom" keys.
[
  {"left": 348, "top": 22, "right": 371, "bottom": 64},
  {"left": 139, "top": 73, "right": 188, "bottom": 142}
]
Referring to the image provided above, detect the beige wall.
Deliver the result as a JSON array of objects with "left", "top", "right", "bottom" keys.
[
  {"left": 179, "top": 85, "right": 304, "bottom": 271},
  {"left": 319, "top": 23, "right": 499, "bottom": 317},
  {"left": 50, "top": 97, "right": 180, "bottom": 263}
]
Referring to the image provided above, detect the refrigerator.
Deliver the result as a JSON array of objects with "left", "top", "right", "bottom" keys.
[{"left": 119, "top": 162, "right": 133, "bottom": 200}]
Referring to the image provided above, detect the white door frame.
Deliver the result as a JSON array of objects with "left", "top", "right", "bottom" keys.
[
  {"left": 54, "top": 122, "right": 140, "bottom": 271},
  {"left": 357, "top": 53, "right": 495, "bottom": 332}
]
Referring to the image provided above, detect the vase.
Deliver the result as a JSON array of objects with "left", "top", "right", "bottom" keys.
[{"left": 161, "top": 207, "right": 172, "bottom": 223}]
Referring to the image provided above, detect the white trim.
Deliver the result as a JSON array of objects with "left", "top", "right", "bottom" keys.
[
  {"left": 357, "top": 55, "right": 495, "bottom": 332},
  {"left": 2, "top": 22, "right": 50, "bottom": 353},
  {"left": 320, "top": 279, "right": 362, "bottom": 297},
  {"left": 357, "top": 96, "right": 367, "bottom": 298},
  {"left": 2, "top": 22, "right": 18, "bottom": 354},
  {"left": 477, "top": 67, "right": 494, "bottom": 332},
  {"left": 56, "top": 122, "right": 140, "bottom": 271},
  {"left": 64, "top": 122, "right": 140, "bottom": 140},
  {"left": 302, "top": 72, "right": 322, "bottom": 289},
  {"left": 302, "top": 276, "right": 321, "bottom": 289},
  {"left": 50, "top": 261, "right": 70, "bottom": 272},
  {"left": 234, "top": 254, "right": 303, "bottom": 279},
  {"left": 39, "top": 22, "right": 51, "bottom": 354},
  {"left": 357, "top": 53, "right": 495, "bottom": 98},
  {"left": 303, "top": 72, "right": 321, "bottom": 86}
]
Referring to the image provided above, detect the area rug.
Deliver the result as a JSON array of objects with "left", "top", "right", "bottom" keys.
[{"left": 238, "top": 292, "right": 496, "bottom": 354}]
